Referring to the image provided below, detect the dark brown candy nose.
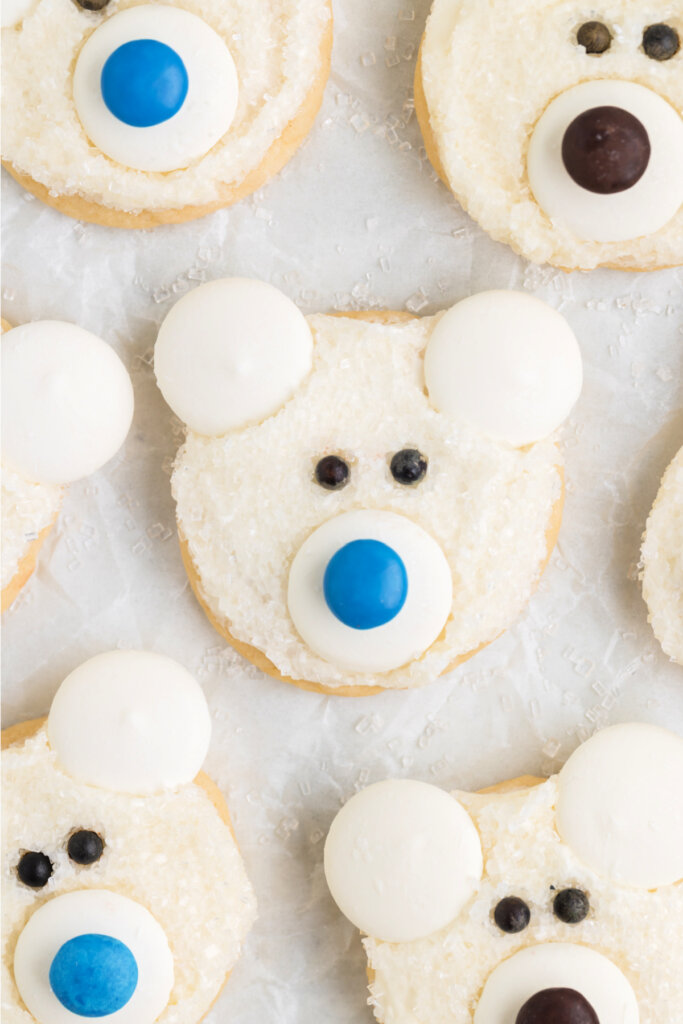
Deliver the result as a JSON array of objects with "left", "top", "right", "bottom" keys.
[
  {"left": 562, "top": 105, "right": 651, "bottom": 194},
  {"left": 516, "top": 987, "right": 600, "bottom": 1024}
]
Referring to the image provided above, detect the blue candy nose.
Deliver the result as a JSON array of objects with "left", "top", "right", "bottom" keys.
[
  {"left": 323, "top": 539, "right": 408, "bottom": 630},
  {"left": 101, "top": 39, "right": 188, "bottom": 127},
  {"left": 49, "top": 933, "right": 138, "bottom": 1017}
]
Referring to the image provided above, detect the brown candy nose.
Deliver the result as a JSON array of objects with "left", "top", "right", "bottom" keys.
[
  {"left": 562, "top": 105, "right": 651, "bottom": 194},
  {"left": 516, "top": 987, "right": 600, "bottom": 1024}
]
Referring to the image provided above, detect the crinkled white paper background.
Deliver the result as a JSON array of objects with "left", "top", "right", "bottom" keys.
[{"left": 2, "top": 0, "right": 683, "bottom": 1020}]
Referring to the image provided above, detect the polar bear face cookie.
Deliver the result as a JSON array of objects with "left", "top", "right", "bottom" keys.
[
  {"left": 641, "top": 444, "right": 683, "bottom": 664},
  {"left": 325, "top": 723, "right": 683, "bottom": 1023},
  {"left": 2, "top": 650, "right": 257, "bottom": 1024},
  {"left": 417, "top": 0, "right": 683, "bottom": 270},
  {"left": 154, "top": 278, "right": 582, "bottom": 695},
  {"left": 1, "top": 0, "right": 332, "bottom": 227},
  {"left": 1, "top": 319, "right": 133, "bottom": 611}
]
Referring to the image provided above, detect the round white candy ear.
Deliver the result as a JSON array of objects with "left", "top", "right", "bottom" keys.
[
  {"left": 47, "top": 651, "right": 211, "bottom": 795},
  {"left": 324, "top": 779, "right": 482, "bottom": 943},
  {"left": 154, "top": 278, "right": 313, "bottom": 436},
  {"left": 424, "top": 291, "right": 582, "bottom": 447},
  {"left": 557, "top": 723, "right": 683, "bottom": 888},
  {"left": 1, "top": 321, "right": 134, "bottom": 485}
]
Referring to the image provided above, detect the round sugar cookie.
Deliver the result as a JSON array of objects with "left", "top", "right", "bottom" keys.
[
  {"left": 155, "top": 280, "right": 582, "bottom": 695},
  {"left": 326, "top": 723, "right": 683, "bottom": 1022},
  {"left": 2, "top": 0, "right": 332, "bottom": 227},
  {"left": 641, "top": 445, "right": 683, "bottom": 665},
  {"left": 2, "top": 651, "right": 257, "bottom": 1024},
  {"left": 1, "top": 317, "right": 133, "bottom": 611},
  {"left": 416, "top": 0, "right": 683, "bottom": 270}
]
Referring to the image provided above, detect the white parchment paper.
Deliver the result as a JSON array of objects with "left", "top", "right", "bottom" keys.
[{"left": 2, "top": 1, "right": 683, "bottom": 1020}]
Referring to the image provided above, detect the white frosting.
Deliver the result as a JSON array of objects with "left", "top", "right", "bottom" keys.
[
  {"left": 1, "top": 461, "right": 61, "bottom": 591},
  {"left": 424, "top": 292, "right": 582, "bottom": 448},
  {"left": 2, "top": 725, "right": 257, "bottom": 1024},
  {"left": 324, "top": 780, "right": 482, "bottom": 943},
  {"left": 1, "top": 321, "right": 133, "bottom": 485},
  {"left": 73, "top": 6, "right": 239, "bottom": 173},
  {"left": 14, "top": 889, "right": 174, "bottom": 1024},
  {"left": 364, "top": 768, "right": 683, "bottom": 1024},
  {"left": 641, "top": 445, "right": 683, "bottom": 665},
  {"left": 1, "top": 0, "right": 36, "bottom": 28},
  {"left": 174, "top": 312, "right": 562, "bottom": 690},
  {"left": 155, "top": 278, "right": 313, "bottom": 436},
  {"left": 47, "top": 651, "right": 211, "bottom": 795},
  {"left": 420, "top": 0, "right": 683, "bottom": 270},
  {"left": 2, "top": 0, "right": 331, "bottom": 213},
  {"left": 528, "top": 80, "right": 683, "bottom": 243},
  {"left": 557, "top": 723, "right": 683, "bottom": 888},
  {"left": 288, "top": 511, "right": 453, "bottom": 673},
  {"left": 473, "top": 943, "right": 638, "bottom": 1024}
]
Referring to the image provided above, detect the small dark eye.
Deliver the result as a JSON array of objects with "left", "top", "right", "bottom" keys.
[
  {"left": 390, "top": 449, "right": 428, "bottom": 485},
  {"left": 67, "top": 830, "right": 104, "bottom": 865},
  {"left": 553, "top": 887, "right": 590, "bottom": 923},
  {"left": 643, "top": 23, "right": 680, "bottom": 61},
  {"left": 577, "top": 21, "right": 612, "bottom": 53},
  {"left": 17, "top": 851, "right": 53, "bottom": 888},
  {"left": 74, "top": 0, "right": 111, "bottom": 9},
  {"left": 493, "top": 896, "right": 530, "bottom": 933},
  {"left": 315, "top": 455, "right": 349, "bottom": 490}
]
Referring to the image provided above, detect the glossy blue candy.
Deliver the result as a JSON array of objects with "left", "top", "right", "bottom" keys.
[
  {"left": 49, "top": 933, "right": 138, "bottom": 1017},
  {"left": 101, "top": 39, "right": 188, "bottom": 128},
  {"left": 323, "top": 539, "right": 408, "bottom": 630}
]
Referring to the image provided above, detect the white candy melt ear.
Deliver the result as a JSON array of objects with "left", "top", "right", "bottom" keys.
[
  {"left": 424, "top": 291, "right": 582, "bottom": 447},
  {"left": 324, "top": 779, "right": 482, "bottom": 942},
  {"left": 1, "top": 321, "right": 134, "bottom": 485},
  {"left": 154, "top": 278, "right": 313, "bottom": 436},
  {"left": 47, "top": 651, "right": 211, "bottom": 795},
  {"left": 557, "top": 723, "right": 683, "bottom": 888}
]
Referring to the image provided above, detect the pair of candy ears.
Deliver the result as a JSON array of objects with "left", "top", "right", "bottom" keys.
[
  {"left": 324, "top": 723, "right": 683, "bottom": 944},
  {"left": 154, "top": 279, "right": 583, "bottom": 448}
]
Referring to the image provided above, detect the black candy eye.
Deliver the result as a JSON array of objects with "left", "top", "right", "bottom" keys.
[
  {"left": 17, "top": 851, "right": 53, "bottom": 888},
  {"left": 390, "top": 449, "right": 428, "bottom": 485},
  {"left": 67, "top": 829, "right": 105, "bottom": 865},
  {"left": 643, "top": 23, "right": 680, "bottom": 60},
  {"left": 577, "top": 21, "right": 612, "bottom": 53},
  {"left": 493, "top": 896, "right": 530, "bottom": 933},
  {"left": 74, "top": 0, "right": 111, "bottom": 9},
  {"left": 315, "top": 455, "right": 349, "bottom": 491},
  {"left": 553, "top": 887, "right": 590, "bottom": 923}
]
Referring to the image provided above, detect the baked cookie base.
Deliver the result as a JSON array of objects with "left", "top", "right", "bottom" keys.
[
  {"left": 2, "top": 7, "right": 333, "bottom": 229},
  {"left": 1, "top": 516, "right": 58, "bottom": 614},
  {"left": 413, "top": 47, "right": 677, "bottom": 274},
  {"left": 177, "top": 308, "right": 565, "bottom": 696}
]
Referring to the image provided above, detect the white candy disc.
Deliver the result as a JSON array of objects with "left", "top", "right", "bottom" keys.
[
  {"left": 528, "top": 80, "right": 683, "bottom": 243},
  {"left": 474, "top": 943, "right": 638, "bottom": 1024},
  {"left": 73, "top": 5, "right": 238, "bottom": 173},
  {"left": 47, "top": 651, "right": 211, "bottom": 795},
  {"left": 14, "top": 890, "right": 173, "bottom": 1024},
  {"left": 557, "top": 723, "right": 683, "bottom": 888},
  {"left": 155, "top": 278, "right": 313, "bottom": 436},
  {"left": 287, "top": 510, "right": 453, "bottom": 674},
  {"left": 1, "top": 0, "right": 36, "bottom": 28},
  {"left": 1, "top": 321, "right": 133, "bottom": 485},
  {"left": 424, "top": 292, "right": 582, "bottom": 447},
  {"left": 324, "top": 780, "right": 482, "bottom": 942}
]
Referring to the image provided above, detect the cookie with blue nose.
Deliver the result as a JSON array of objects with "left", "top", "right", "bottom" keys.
[
  {"left": 324, "top": 723, "right": 683, "bottom": 1023},
  {"left": 154, "top": 277, "right": 583, "bottom": 695},
  {"left": 2, "top": 650, "right": 256, "bottom": 1024},
  {"left": 1, "top": 0, "right": 332, "bottom": 226}
]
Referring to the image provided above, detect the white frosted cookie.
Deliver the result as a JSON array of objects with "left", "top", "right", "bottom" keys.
[
  {"left": 417, "top": 1, "right": 683, "bottom": 270},
  {"left": 154, "top": 278, "right": 583, "bottom": 695},
  {"left": 1, "top": 319, "right": 133, "bottom": 611},
  {"left": 325, "top": 723, "right": 683, "bottom": 1023},
  {"left": 2, "top": 650, "right": 257, "bottom": 1024},
  {"left": 1, "top": 0, "right": 332, "bottom": 227},
  {"left": 641, "top": 444, "right": 683, "bottom": 665}
]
